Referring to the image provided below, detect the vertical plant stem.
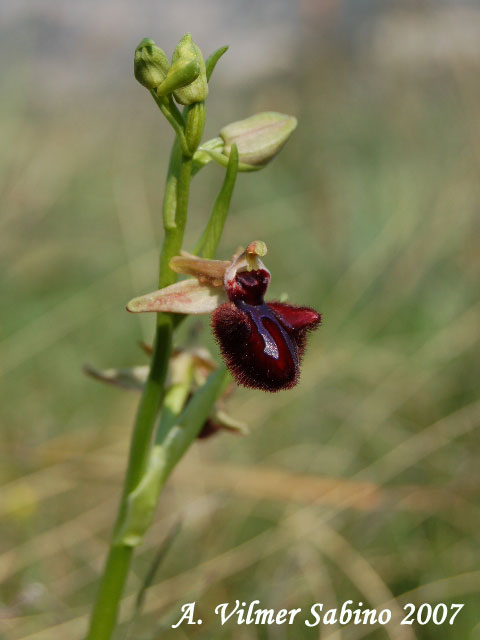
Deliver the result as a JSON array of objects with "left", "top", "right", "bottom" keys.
[
  {"left": 85, "top": 319, "right": 172, "bottom": 640},
  {"left": 86, "top": 144, "right": 193, "bottom": 640},
  {"left": 159, "top": 151, "right": 193, "bottom": 287}
]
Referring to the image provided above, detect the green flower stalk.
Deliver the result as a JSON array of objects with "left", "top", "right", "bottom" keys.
[{"left": 86, "top": 33, "right": 301, "bottom": 640}]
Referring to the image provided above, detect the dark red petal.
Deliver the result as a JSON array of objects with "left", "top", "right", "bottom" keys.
[
  {"left": 267, "top": 302, "right": 322, "bottom": 331},
  {"left": 212, "top": 302, "right": 299, "bottom": 392},
  {"left": 268, "top": 302, "right": 321, "bottom": 358}
]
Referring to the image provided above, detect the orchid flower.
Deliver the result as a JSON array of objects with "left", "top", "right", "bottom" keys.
[{"left": 127, "top": 241, "right": 321, "bottom": 392}]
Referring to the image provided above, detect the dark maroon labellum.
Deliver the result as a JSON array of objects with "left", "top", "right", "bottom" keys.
[{"left": 212, "top": 269, "right": 321, "bottom": 392}]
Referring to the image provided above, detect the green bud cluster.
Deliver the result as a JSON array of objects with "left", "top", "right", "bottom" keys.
[
  {"left": 134, "top": 33, "right": 208, "bottom": 103},
  {"left": 134, "top": 36, "right": 297, "bottom": 164},
  {"left": 134, "top": 33, "right": 211, "bottom": 155}
]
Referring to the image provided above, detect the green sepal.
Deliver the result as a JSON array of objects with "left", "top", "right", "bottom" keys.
[{"left": 156, "top": 58, "right": 200, "bottom": 97}]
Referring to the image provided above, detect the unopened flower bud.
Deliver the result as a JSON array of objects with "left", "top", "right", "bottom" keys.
[
  {"left": 172, "top": 33, "right": 208, "bottom": 105},
  {"left": 134, "top": 38, "right": 170, "bottom": 90},
  {"left": 220, "top": 112, "right": 297, "bottom": 166}
]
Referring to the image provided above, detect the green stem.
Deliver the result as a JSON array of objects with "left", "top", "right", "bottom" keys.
[
  {"left": 86, "top": 144, "right": 193, "bottom": 640},
  {"left": 85, "top": 318, "right": 172, "bottom": 640},
  {"left": 159, "top": 153, "right": 193, "bottom": 288},
  {"left": 150, "top": 90, "right": 190, "bottom": 156}
]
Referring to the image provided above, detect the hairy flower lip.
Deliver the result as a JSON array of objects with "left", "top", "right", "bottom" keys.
[{"left": 212, "top": 299, "right": 321, "bottom": 392}]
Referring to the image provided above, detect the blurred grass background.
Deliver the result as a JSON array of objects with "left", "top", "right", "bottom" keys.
[{"left": 1, "top": 1, "right": 480, "bottom": 639}]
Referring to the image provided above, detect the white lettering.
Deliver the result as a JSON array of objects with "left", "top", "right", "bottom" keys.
[
  {"left": 323, "top": 608, "right": 337, "bottom": 625},
  {"left": 288, "top": 608, "right": 302, "bottom": 624},
  {"left": 352, "top": 602, "right": 363, "bottom": 624},
  {"left": 215, "top": 600, "right": 241, "bottom": 625},
  {"left": 362, "top": 609, "right": 378, "bottom": 625},
  {"left": 245, "top": 600, "right": 260, "bottom": 624},
  {"left": 378, "top": 609, "right": 392, "bottom": 624},
  {"left": 254, "top": 608, "right": 275, "bottom": 625},
  {"left": 305, "top": 603, "right": 323, "bottom": 627},
  {"left": 171, "top": 602, "right": 197, "bottom": 628},
  {"left": 339, "top": 600, "right": 353, "bottom": 625}
]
